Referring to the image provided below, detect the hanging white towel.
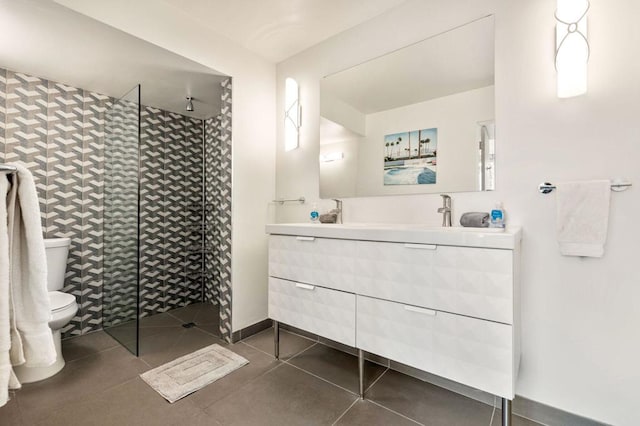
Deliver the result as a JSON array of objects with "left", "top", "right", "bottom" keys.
[
  {"left": 0, "top": 174, "right": 16, "bottom": 407},
  {"left": 555, "top": 180, "right": 611, "bottom": 257},
  {"left": 0, "top": 164, "right": 56, "bottom": 407},
  {"left": 7, "top": 164, "right": 56, "bottom": 367}
]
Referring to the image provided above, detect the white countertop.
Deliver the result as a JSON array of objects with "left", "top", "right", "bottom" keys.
[{"left": 265, "top": 223, "right": 522, "bottom": 249}]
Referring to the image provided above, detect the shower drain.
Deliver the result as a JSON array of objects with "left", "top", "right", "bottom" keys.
[{"left": 182, "top": 322, "right": 197, "bottom": 328}]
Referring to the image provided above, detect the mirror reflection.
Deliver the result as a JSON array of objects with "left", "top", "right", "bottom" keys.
[{"left": 320, "top": 16, "right": 495, "bottom": 198}]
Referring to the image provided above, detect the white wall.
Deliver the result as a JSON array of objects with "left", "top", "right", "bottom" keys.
[
  {"left": 276, "top": 0, "right": 640, "bottom": 424},
  {"left": 55, "top": 0, "right": 277, "bottom": 333}
]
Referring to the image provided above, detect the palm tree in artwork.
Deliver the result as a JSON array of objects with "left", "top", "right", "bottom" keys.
[
  {"left": 421, "top": 138, "right": 431, "bottom": 156},
  {"left": 395, "top": 137, "right": 402, "bottom": 159},
  {"left": 385, "top": 142, "right": 390, "bottom": 159}
]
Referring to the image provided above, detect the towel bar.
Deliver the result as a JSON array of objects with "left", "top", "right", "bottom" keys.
[
  {"left": 538, "top": 181, "right": 632, "bottom": 194},
  {"left": 272, "top": 196, "right": 305, "bottom": 205},
  {"left": 0, "top": 164, "right": 17, "bottom": 174}
]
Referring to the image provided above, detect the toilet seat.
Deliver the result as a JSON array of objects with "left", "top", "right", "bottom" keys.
[{"left": 49, "top": 291, "right": 76, "bottom": 313}]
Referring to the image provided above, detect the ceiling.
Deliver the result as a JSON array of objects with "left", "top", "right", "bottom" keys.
[
  {"left": 0, "top": 0, "right": 227, "bottom": 119},
  {"left": 160, "top": 0, "right": 409, "bottom": 63}
]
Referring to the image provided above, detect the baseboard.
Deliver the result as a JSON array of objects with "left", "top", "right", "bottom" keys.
[{"left": 230, "top": 318, "right": 272, "bottom": 343}]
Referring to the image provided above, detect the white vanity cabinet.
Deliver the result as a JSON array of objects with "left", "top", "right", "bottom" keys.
[
  {"left": 266, "top": 223, "right": 521, "bottom": 425},
  {"left": 268, "top": 277, "right": 356, "bottom": 346}
]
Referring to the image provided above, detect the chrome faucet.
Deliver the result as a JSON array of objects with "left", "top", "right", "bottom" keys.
[
  {"left": 438, "top": 194, "right": 452, "bottom": 227},
  {"left": 331, "top": 199, "right": 343, "bottom": 224}
]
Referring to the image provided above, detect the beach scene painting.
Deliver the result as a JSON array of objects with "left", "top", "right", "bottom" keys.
[{"left": 384, "top": 128, "right": 438, "bottom": 185}]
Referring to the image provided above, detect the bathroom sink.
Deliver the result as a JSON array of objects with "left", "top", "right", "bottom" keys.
[
  {"left": 317, "top": 223, "right": 505, "bottom": 232},
  {"left": 266, "top": 222, "right": 521, "bottom": 249}
]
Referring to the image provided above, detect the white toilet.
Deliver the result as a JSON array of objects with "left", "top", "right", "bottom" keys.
[{"left": 14, "top": 237, "right": 78, "bottom": 383}]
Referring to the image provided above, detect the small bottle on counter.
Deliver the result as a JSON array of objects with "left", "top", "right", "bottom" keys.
[
  {"left": 310, "top": 203, "right": 319, "bottom": 223},
  {"left": 490, "top": 202, "right": 506, "bottom": 229}
]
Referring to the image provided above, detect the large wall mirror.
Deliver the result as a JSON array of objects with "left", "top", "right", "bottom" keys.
[{"left": 320, "top": 16, "right": 495, "bottom": 198}]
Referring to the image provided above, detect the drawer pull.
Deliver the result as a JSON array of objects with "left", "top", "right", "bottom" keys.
[
  {"left": 295, "top": 283, "right": 316, "bottom": 291},
  {"left": 403, "top": 243, "right": 437, "bottom": 250},
  {"left": 296, "top": 236, "right": 316, "bottom": 242},
  {"left": 404, "top": 305, "right": 437, "bottom": 316}
]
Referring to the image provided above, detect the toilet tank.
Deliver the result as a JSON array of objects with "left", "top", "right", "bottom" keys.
[{"left": 43, "top": 238, "right": 71, "bottom": 292}]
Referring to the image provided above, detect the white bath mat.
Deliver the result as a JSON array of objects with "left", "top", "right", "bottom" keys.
[{"left": 140, "top": 344, "right": 249, "bottom": 403}]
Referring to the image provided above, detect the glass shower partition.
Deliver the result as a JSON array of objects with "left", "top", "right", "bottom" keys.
[{"left": 103, "top": 85, "right": 141, "bottom": 355}]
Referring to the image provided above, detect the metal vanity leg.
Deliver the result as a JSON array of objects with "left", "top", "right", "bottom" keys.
[
  {"left": 358, "top": 349, "right": 365, "bottom": 399},
  {"left": 273, "top": 320, "right": 280, "bottom": 360},
  {"left": 501, "top": 398, "right": 512, "bottom": 426}
]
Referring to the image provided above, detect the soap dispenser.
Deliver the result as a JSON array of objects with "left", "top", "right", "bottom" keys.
[
  {"left": 490, "top": 202, "right": 505, "bottom": 229},
  {"left": 310, "top": 203, "right": 319, "bottom": 223}
]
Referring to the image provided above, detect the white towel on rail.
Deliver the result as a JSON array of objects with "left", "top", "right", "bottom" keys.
[
  {"left": 555, "top": 180, "right": 611, "bottom": 257},
  {"left": 0, "top": 174, "right": 19, "bottom": 407},
  {"left": 7, "top": 164, "right": 55, "bottom": 368}
]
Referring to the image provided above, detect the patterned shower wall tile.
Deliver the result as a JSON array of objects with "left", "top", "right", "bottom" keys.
[
  {"left": 164, "top": 111, "right": 187, "bottom": 310},
  {"left": 184, "top": 117, "right": 203, "bottom": 304},
  {"left": 200, "top": 80, "right": 232, "bottom": 341},
  {"left": 0, "top": 69, "right": 6, "bottom": 163},
  {"left": 203, "top": 116, "right": 219, "bottom": 305},
  {"left": 4, "top": 71, "right": 49, "bottom": 225},
  {"left": 103, "top": 98, "right": 140, "bottom": 326},
  {"left": 81, "top": 91, "right": 109, "bottom": 332},
  {"left": 211, "top": 116, "right": 224, "bottom": 309},
  {"left": 139, "top": 106, "right": 167, "bottom": 316},
  {"left": 156, "top": 115, "right": 172, "bottom": 311},
  {"left": 45, "top": 81, "right": 86, "bottom": 337},
  {"left": 2, "top": 67, "right": 212, "bottom": 337},
  {"left": 218, "top": 78, "right": 233, "bottom": 342}
]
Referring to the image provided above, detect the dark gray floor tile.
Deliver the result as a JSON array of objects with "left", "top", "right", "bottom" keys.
[
  {"left": 0, "top": 394, "right": 23, "bottom": 426},
  {"left": 168, "top": 302, "right": 219, "bottom": 327},
  {"left": 204, "top": 364, "right": 357, "bottom": 426},
  {"left": 184, "top": 410, "right": 223, "bottom": 426},
  {"left": 16, "top": 346, "right": 148, "bottom": 424},
  {"left": 196, "top": 322, "right": 221, "bottom": 337},
  {"left": 102, "top": 320, "right": 138, "bottom": 348},
  {"left": 492, "top": 411, "right": 541, "bottom": 426},
  {"left": 62, "top": 331, "right": 119, "bottom": 362},
  {"left": 336, "top": 400, "right": 420, "bottom": 426},
  {"left": 288, "top": 343, "right": 386, "bottom": 394},
  {"left": 104, "top": 312, "right": 184, "bottom": 345},
  {"left": 367, "top": 369, "right": 493, "bottom": 426},
  {"left": 242, "top": 328, "right": 315, "bottom": 360},
  {"left": 189, "top": 343, "right": 280, "bottom": 409},
  {"left": 139, "top": 312, "right": 184, "bottom": 328},
  {"left": 139, "top": 326, "right": 222, "bottom": 368},
  {"left": 35, "top": 377, "right": 206, "bottom": 426}
]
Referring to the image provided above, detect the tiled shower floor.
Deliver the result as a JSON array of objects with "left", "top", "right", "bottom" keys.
[{"left": 1, "top": 310, "right": 539, "bottom": 426}]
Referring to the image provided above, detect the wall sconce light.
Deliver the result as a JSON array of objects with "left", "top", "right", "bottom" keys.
[
  {"left": 320, "top": 152, "right": 344, "bottom": 163},
  {"left": 284, "top": 77, "right": 301, "bottom": 151},
  {"left": 555, "top": 0, "right": 590, "bottom": 98},
  {"left": 186, "top": 96, "right": 194, "bottom": 112}
]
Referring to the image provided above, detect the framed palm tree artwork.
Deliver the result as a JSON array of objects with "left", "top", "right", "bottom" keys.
[{"left": 383, "top": 128, "right": 437, "bottom": 185}]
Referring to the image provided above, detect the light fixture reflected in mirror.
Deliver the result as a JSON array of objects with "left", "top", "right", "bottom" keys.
[
  {"left": 555, "top": 0, "right": 589, "bottom": 98},
  {"left": 186, "top": 96, "right": 194, "bottom": 112},
  {"left": 320, "top": 152, "right": 344, "bottom": 162},
  {"left": 284, "top": 77, "right": 301, "bottom": 151}
]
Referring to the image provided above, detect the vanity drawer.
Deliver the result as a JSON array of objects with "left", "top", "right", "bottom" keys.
[
  {"left": 268, "top": 277, "right": 356, "bottom": 347},
  {"left": 269, "top": 235, "right": 356, "bottom": 293},
  {"left": 353, "top": 241, "right": 513, "bottom": 324},
  {"left": 356, "top": 295, "right": 514, "bottom": 398}
]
